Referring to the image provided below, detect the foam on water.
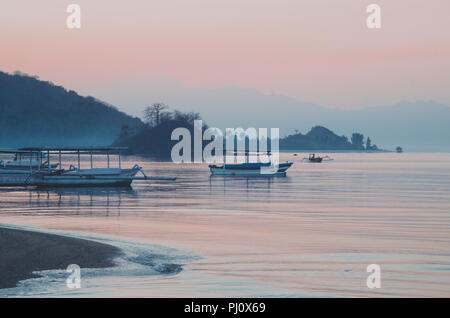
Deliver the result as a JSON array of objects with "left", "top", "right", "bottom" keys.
[{"left": 0, "top": 224, "right": 200, "bottom": 297}]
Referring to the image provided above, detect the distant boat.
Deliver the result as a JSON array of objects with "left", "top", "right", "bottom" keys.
[
  {"left": 303, "top": 154, "right": 331, "bottom": 163},
  {"left": 209, "top": 151, "right": 293, "bottom": 176},
  {"left": 396, "top": 146, "right": 403, "bottom": 153}
]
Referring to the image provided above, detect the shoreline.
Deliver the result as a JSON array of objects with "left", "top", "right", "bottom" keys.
[
  {"left": 120, "top": 149, "right": 394, "bottom": 159},
  {"left": 0, "top": 226, "right": 121, "bottom": 289}
]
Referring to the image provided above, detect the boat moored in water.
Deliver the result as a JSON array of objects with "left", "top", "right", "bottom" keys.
[
  {"left": 209, "top": 151, "right": 293, "bottom": 176},
  {"left": 0, "top": 149, "right": 59, "bottom": 186},
  {"left": 29, "top": 166, "right": 142, "bottom": 187},
  {"left": 0, "top": 147, "right": 174, "bottom": 187},
  {"left": 303, "top": 154, "right": 333, "bottom": 163},
  {"left": 209, "top": 162, "right": 293, "bottom": 176}
]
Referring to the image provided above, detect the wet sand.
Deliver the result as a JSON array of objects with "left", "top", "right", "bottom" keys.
[{"left": 0, "top": 227, "right": 121, "bottom": 289}]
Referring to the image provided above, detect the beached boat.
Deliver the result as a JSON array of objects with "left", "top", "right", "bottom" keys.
[
  {"left": 209, "top": 151, "right": 293, "bottom": 176},
  {"left": 0, "top": 147, "right": 175, "bottom": 187}
]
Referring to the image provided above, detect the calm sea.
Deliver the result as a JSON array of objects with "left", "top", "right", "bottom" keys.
[{"left": 0, "top": 152, "right": 449, "bottom": 297}]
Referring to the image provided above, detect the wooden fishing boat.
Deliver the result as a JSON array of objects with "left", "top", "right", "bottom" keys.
[
  {"left": 30, "top": 166, "right": 143, "bottom": 187},
  {"left": 209, "top": 151, "right": 293, "bottom": 176},
  {"left": 303, "top": 154, "right": 332, "bottom": 163},
  {"left": 209, "top": 162, "right": 293, "bottom": 176},
  {"left": 0, "top": 149, "right": 58, "bottom": 185},
  {"left": 1, "top": 147, "right": 175, "bottom": 187}
]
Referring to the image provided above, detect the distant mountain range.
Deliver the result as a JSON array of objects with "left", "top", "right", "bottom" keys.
[
  {"left": 1, "top": 71, "right": 450, "bottom": 152},
  {"left": 144, "top": 86, "right": 450, "bottom": 152},
  {"left": 88, "top": 80, "right": 450, "bottom": 152},
  {"left": 0, "top": 71, "right": 142, "bottom": 147}
]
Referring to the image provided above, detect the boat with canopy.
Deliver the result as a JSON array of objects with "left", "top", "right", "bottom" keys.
[
  {"left": 0, "top": 147, "right": 175, "bottom": 187},
  {"left": 0, "top": 149, "right": 57, "bottom": 185}
]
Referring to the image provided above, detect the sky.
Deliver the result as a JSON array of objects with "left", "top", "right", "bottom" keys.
[{"left": 1, "top": 0, "right": 450, "bottom": 115}]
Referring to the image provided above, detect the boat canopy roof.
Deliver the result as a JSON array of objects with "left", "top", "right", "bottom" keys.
[
  {"left": 1, "top": 147, "right": 127, "bottom": 155},
  {"left": 224, "top": 150, "right": 272, "bottom": 154},
  {"left": 0, "top": 149, "right": 42, "bottom": 154}
]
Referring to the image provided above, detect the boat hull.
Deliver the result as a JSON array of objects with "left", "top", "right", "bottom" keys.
[
  {"left": 34, "top": 176, "right": 134, "bottom": 187},
  {"left": 0, "top": 167, "right": 39, "bottom": 186},
  {"left": 209, "top": 162, "right": 293, "bottom": 176},
  {"left": 0, "top": 163, "right": 59, "bottom": 186},
  {"left": 0, "top": 172, "right": 32, "bottom": 186},
  {"left": 30, "top": 168, "right": 140, "bottom": 187}
]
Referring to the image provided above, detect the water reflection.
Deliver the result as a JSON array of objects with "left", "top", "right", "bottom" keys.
[
  {"left": 209, "top": 175, "right": 276, "bottom": 189},
  {"left": 33, "top": 187, "right": 137, "bottom": 207},
  {"left": 0, "top": 187, "right": 138, "bottom": 217},
  {"left": 0, "top": 153, "right": 450, "bottom": 296}
]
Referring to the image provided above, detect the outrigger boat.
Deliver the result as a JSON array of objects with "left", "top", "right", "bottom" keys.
[
  {"left": 0, "top": 147, "right": 175, "bottom": 187},
  {"left": 209, "top": 151, "right": 293, "bottom": 176},
  {"left": 303, "top": 153, "right": 332, "bottom": 163}
]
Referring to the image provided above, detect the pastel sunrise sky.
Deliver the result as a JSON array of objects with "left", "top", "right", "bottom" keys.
[{"left": 1, "top": 0, "right": 450, "bottom": 114}]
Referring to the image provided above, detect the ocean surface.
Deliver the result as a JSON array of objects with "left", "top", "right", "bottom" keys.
[{"left": 0, "top": 152, "right": 449, "bottom": 297}]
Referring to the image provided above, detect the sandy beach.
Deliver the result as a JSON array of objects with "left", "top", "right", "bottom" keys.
[{"left": 0, "top": 227, "right": 121, "bottom": 289}]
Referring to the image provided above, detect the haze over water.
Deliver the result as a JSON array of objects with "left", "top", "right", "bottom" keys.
[{"left": 0, "top": 153, "right": 449, "bottom": 297}]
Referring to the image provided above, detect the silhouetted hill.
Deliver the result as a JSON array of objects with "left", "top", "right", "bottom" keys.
[
  {"left": 0, "top": 71, "right": 142, "bottom": 147},
  {"left": 113, "top": 109, "right": 207, "bottom": 158},
  {"left": 116, "top": 120, "right": 381, "bottom": 158},
  {"left": 103, "top": 79, "right": 450, "bottom": 151},
  {"left": 280, "top": 126, "right": 381, "bottom": 151}
]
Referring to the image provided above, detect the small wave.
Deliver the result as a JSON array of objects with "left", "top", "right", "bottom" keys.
[{"left": 0, "top": 224, "right": 201, "bottom": 297}]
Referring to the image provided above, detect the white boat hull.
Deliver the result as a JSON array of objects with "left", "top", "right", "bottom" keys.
[
  {"left": 0, "top": 172, "right": 32, "bottom": 186},
  {"left": 0, "top": 166, "right": 41, "bottom": 186},
  {"left": 209, "top": 162, "right": 293, "bottom": 176},
  {"left": 30, "top": 168, "right": 141, "bottom": 187}
]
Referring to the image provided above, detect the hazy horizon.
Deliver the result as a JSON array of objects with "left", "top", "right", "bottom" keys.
[
  {"left": 1, "top": 0, "right": 450, "bottom": 115},
  {"left": 4, "top": 69, "right": 450, "bottom": 152}
]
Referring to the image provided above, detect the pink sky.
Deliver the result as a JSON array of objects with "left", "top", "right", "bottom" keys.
[{"left": 1, "top": 0, "right": 450, "bottom": 109}]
